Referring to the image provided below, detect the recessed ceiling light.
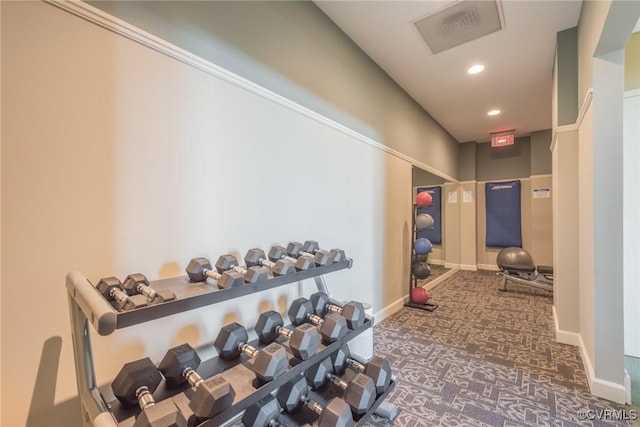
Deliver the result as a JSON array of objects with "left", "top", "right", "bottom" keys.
[
  {"left": 468, "top": 64, "right": 485, "bottom": 74},
  {"left": 487, "top": 109, "right": 501, "bottom": 116}
]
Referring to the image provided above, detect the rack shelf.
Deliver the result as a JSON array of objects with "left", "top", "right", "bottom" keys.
[{"left": 66, "top": 256, "right": 396, "bottom": 427}]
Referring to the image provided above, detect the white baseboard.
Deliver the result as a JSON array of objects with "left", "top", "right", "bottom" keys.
[
  {"left": 552, "top": 308, "right": 627, "bottom": 404},
  {"left": 459, "top": 264, "right": 478, "bottom": 271},
  {"left": 444, "top": 262, "right": 459, "bottom": 269},
  {"left": 422, "top": 268, "right": 458, "bottom": 291},
  {"left": 429, "top": 259, "right": 445, "bottom": 266},
  {"left": 625, "top": 369, "right": 631, "bottom": 405},
  {"left": 373, "top": 296, "right": 405, "bottom": 325},
  {"left": 477, "top": 264, "right": 500, "bottom": 271},
  {"left": 552, "top": 306, "right": 581, "bottom": 346},
  {"left": 373, "top": 270, "right": 460, "bottom": 324}
]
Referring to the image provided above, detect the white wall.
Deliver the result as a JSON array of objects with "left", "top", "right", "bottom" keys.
[
  {"left": 0, "top": 2, "right": 417, "bottom": 425},
  {"left": 623, "top": 90, "right": 640, "bottom": 358}
]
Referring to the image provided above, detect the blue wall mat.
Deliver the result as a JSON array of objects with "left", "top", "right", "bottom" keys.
[
  {"left": 485, "top": 180, "right": 522, "bottom": 247},
  {"left": 416, "top": 186, "right": 442, "bottom": 244}
]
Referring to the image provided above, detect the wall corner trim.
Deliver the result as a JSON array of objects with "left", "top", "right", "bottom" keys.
[
  {"left": 43, "top": 0, "right": 459, "bottom": 183},
  {"left": 551, "top": 88, "right": 593, "bottom": 151},
  {"left": 552, "top": 308, "right": 627, "bottom": 403}
]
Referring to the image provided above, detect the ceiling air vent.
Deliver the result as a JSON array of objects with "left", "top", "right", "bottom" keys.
[{"left": 414, "top": 0, "right": 504, "bottom": 54}]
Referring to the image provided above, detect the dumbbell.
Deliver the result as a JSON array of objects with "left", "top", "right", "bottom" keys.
[
  {"left": 255, "top": 310, "right": 321, "bottom": 360},
  {"left": 111, "top": 357, "right": 186, "bottom": 427},
  {"left": 244, "top": 248, "right": 295, "bottom": 276},
  {"left": 242, "top": 394, "right": 285, "bottom": 427},
  {"left": 158, "top": 343, "right": 235, "bottom": 419},
  {"left": 277, "top": 376, "right": 352, "bottom": 427},
  {"left": 288, "top": 297, "right": 348, "bottom": 344},
  {"left": 330, "top": 344, "right": 392, "bottom": 395},
  {"left": 215, "top": 254, "right": 269, "bottom": 284},
  {"left": 123, "top": 273, "right": 176, "bottom": 305},
  {"left": 267, "top": 246, "right": 315, "bottom": 271},
  {"left": 286, "top": 241, "right": 334, "bottom": 266},
  {"left": 213, "top": 322, "right": 288, "bottom": 382},
  {"left": 96, "top": 277, "right": 148, "bottom": 311},
  {"left": 300, "top": 240, "right": 347, "bottom": 264},
  {"left": 305, "top": 358, "right": 376, "bottom": 416},
  {"left": 186, "top": 257, "right": 245, "bottom": 289},
  {"left": 310, "top": 292, "right": 365, "bottom": 330}
]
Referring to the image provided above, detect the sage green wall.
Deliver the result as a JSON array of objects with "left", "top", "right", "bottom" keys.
[
  {"left": 89, "top": 0, "right": 460, "bottom": 179},
  {"left": 557, "top": 27, "right": 579, "bottom": 126},
  {"left": 459, "top": 143, "right": 477, "bottom": 182},
  {"left": 626, "top": 32, "right": 640, "bottom": 91},
  {"left": 475, "top": 137, "right": 532, "bottom": 181},
  {"left": 530, "top": 130, "right": 553, "bottom": 175}
]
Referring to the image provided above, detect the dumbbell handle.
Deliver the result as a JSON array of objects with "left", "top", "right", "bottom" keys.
[
  {"left": 182, "top": 367, "right": 204, "bottom": 389},
  {"left": 274, "top": 325, "right": 293, "bottom": 340},
  {"left": 257, "top": 256, "right": 277, "bottom": 269},
  {"left": 109, "top": 287, "right": 132, "bottom": 306},
  {"left": 306, "top": 313, "right": 324, "bottom": 326},
  {"left": 136, "top": 283, "right": 158, "bottom": 300},
  {"left": 202, "top": 268, "right": 224, "bottom": 281},
  {"left": 346, "top": 358, "right": 366, "bottom": 373},
  {"left": 231, "top": 265, "right": 248, "bottom": 275},
  {"left": 135, "top": 386, "right": 156, "bottom": 410},
  {"left": 239, "top": 343, "right": 259, "bottom": 359},
  {"left": 325, "top": 304, "right": 344, "bottom": 315},
  {"left": 302, "top": 396, "right": 324, "bottom": 416},
  {"left": 327, "top": 373, "right": 348, "bottom": 391}
]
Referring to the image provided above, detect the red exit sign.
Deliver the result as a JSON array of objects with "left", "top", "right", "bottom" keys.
[{"left": 491, "top": 133, "right": 515, "bottom": 147}]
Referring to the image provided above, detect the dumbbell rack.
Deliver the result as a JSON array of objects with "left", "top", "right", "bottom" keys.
[
  {"left": 405, "top": 203, "right": 438, "bottom": 312},
  {"left": 67, "top": 259, "right": 395, "bottom": 427}
]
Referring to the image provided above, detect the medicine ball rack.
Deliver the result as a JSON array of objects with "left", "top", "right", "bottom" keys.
[
  {"left": 405, "top": 203, "right": 438, "bottom": 312},
  {"left": 67, "top": 258, "right": 395, "bottom": 427}
]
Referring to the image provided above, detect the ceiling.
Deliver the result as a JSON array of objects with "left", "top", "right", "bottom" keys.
[{"left": 314, "top": 0, "right": 583, "bottom": 143}]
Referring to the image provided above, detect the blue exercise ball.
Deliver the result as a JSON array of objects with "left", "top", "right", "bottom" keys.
[{"left": 414, "top": 238, "right": 433, "bottom": 255}]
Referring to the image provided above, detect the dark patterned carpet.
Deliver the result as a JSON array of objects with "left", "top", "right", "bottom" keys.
[{"left": 366, "top": 270, "right": 632, "bottom": 426}]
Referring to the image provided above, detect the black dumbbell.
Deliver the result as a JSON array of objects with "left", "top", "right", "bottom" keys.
[
  {"left": 185, "top": 257, "right": 244, "bottom": 289},
  {"left": 310, "top": 292, "right": 365, "bottom": 330},
  {"left": 111, "top": 357, "right": 186, "bottom": 427},
  {"left": 255, "top": 310, "right": 321, "bottom": 360},
  {"left": 215, "top": 254, "right": 269, "bottom": 284},
  {"left": 214, "top": 322, "right": 288, "bottom": 382},
  {"left": 330, "top": 344, "right": 392, "bottom": 395},
  {"left": 242, "top": 394, "right": 285, "bottom": 427},
  {"left": 158, "top": 343, "right": 235, "bottom": 419},
  {"left": 286, "top": 241, "right": 334, "bottom": 266},
  {"left": 288, "top": 297, "right": 348, "bottom": 344},
  {"left": 305, "top": 358, "right": 376, "bottom": 416},
  {"left": 300, "top": 240, "right": 347, "bottom": 264},
  {"left": 96, "top": 277, "right": 148, "bottom": 311},
  {"left": 277, "top": 376, "right": 352, "bottom": 427},
  {"left": 267, "top": 246, "right": 315, "bottom": 271},
  {"left": 244, "top": 248, "right": 295, "bottom": 276},
  {"left": 123, "top": 273, "right": 176, "bottom": 305}
]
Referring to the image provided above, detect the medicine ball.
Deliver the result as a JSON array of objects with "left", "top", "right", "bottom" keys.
[
  {"left": 416, "top": 191, "right": 432, "bottom": 207},
  {"left": 414, "top": 238, "right": 433, "bottom": 255},
  {"left": 412, "top": 262, "right": 431, "bottom": 279},
  {"left": 411, "top": 287, "right": 430, "bottom": 304},
  {"left": 415, "top": 213, "right": 434, "bottom": 231}
]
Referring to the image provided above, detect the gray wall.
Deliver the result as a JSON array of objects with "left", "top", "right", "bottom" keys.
[
  {"left": 530, "top": 129, "right": 553, "bottom": 175},
  {"left": 475, "top": 137, "right": 532, "bottom": 181},
  {"left": 557, "top": 27, "right": 579, "bottom": 126},
  {"left": 459, "top": 143, "right": 477, "bottom": 182},
  {"left": 89, "top": 0, "right": 461, "bottom": 179},
  {"left": 413, "top": 167, "right": 447, "bottom": 186}
]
